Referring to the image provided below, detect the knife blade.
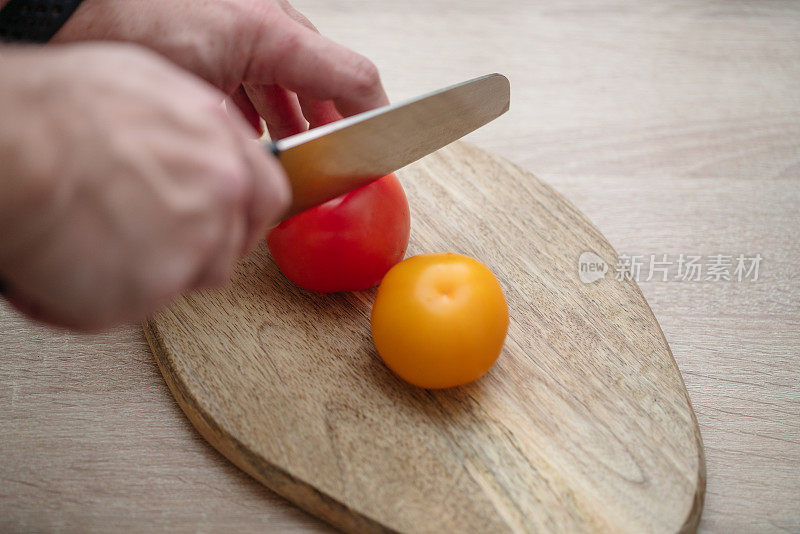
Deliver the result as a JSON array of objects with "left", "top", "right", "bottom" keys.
[{"left": 267, "top": 73, "right": 510, "bottom": 218}]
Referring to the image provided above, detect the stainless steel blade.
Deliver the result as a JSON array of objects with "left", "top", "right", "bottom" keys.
[{"left": 268, "top": 73, "right": 510, "bottom": 218}]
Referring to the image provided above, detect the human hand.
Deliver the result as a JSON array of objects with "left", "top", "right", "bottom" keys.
[
  {"left": 53, "top": 0, "right": 390, "bottom": 139},
  {"left": 0, "top": 43, "right": 289, "bottom": 330}
]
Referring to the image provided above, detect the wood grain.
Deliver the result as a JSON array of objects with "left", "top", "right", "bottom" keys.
[
  {"left": 145, "top": 142, "right": 704, "bottom": 533},
  {"left": 1, "top": 0, "right": 798, "bottom": 532}
]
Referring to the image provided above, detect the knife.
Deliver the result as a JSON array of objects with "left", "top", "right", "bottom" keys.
[{"left": 267, "top": 73, "right": 510, "bottom": 218}]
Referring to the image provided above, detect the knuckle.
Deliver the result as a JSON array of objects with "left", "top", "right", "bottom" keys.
[
  {"left": 349, "top": 55, "right": 381, "bottom": 94},
  {"left": 212, "top": 162, "right": 251, "bottom": 208},
  {"left": 274, "top": 28, "right": 304, "bottom": 59}
]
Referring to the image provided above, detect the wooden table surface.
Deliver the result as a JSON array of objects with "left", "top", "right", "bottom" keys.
[{"left": 1, "top": 0, "right": 798, "bottom": 532}]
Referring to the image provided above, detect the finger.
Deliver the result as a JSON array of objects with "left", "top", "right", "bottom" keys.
[
  {"left": 225, "top": 107, "right": 292, "bottom": 252},
  {"left": 226, "top": 85, "right": 264, "bottom": 137},
  {"left": 189, "top": 154, "right": 250, "bottom": 289},
  {"left": 244, "top": 83, "right": 307, "bottom": 140},
  {"left": 240, "top": 139, "right": 291, "bottom": 253},
  {"left": 272, "top": 0, "right": 343, "bottom": 127},
  {"left": 193, "top": 207, "right": 247, "bottom": 289},
  {"left": 246, "top": 15, "right": 390, "bottom": 117},
  {"left": 298, "top": 96, "right": 342, "bottom": 128}
]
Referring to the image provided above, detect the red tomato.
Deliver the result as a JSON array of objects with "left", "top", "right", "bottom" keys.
[{"left": 267, "top": 174, "right": 410, "bottom": 292}]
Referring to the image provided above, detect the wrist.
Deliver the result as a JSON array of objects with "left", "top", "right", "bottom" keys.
[
  {"left": 51, "top": 0, "right": 119, "bottom": 42},
  {"left": 52, "top": 0, "right": 254, "bottom": 93}
]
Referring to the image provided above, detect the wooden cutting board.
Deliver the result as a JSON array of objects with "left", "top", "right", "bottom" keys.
[{"left": 144, "top": 141, "right": 705, "bottom": 533}]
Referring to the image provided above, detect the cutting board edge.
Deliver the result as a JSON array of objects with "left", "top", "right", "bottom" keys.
[
  {"left": 472, "top": 143, "right": 706, "bottom": 532},
  {"left": 142, "top": 319, "right": 393, "bottom": 534},
  {"left": 624, "top": 284, "right": 706, "bottom": 533},
  {"left": 638, "top": 297, "right": 706, "bottom": 534}
]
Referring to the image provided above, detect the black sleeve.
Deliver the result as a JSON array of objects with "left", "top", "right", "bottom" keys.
[{"left": 0, "top": 0, "right": 84, "bottom": 43}]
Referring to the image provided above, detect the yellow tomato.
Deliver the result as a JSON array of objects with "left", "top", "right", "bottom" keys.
[{"left": 370, "top": 253, "right": 509, "bottom": 389}]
